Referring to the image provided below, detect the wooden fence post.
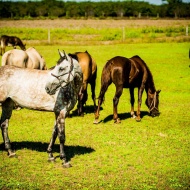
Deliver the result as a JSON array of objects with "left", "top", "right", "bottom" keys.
[
  {"left": 48, "top": 29, "right": 51, "bottom": 44},
  {"left": 186, "top": 26, "right": 188, "bottom": 36},
  {"left": 122, "top": 27, "right": 125, "bottom": 42}
]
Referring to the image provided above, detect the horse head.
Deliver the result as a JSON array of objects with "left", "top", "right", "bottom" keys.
[
  {"left": 22, "top": 44, "right": 26, "bottom": 51},
  {"left": 45, "top": 50, "right": 75, "bottom": 95},
  {"left": 146, "top": 90, "right": 161, "bottom": 117}
]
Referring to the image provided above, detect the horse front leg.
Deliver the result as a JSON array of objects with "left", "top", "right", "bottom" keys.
[
  {"left": 47, "top": 122, "right": 58, "bottom": 162},
  {"left": 129, "top": 88, "right": 136, "bottom": 119},
  {"left": 57, "top": 109, "right": 71, "bottom": 168},
  {"left": 113, "top": 85, "right": 123, "bottom": 124},
  {"left": 0, "top": 98, "right": 15, "bottom": 157},
  {"left": 136, "top": 87, "right": 144, "bottom": 122}
]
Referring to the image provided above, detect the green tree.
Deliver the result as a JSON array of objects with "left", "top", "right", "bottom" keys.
[{"left": 162, "top": 0, "right": 183, "bottom": 17}]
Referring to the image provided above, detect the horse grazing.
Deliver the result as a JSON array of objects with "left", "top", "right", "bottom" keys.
[
  {"left": 69, "top": 51, "right": 97, "bottom": 116},
  {"left": 0, "top": 50, "right": 83, "bottom": 167},
  {"left": 0, "top": 35, "right": 26, "bottom": 56},
  {"left": 94, "top": 55, "right": 160, "bottom": 124},
  {"left": 1, "top": 47, "right": 47, "bottom": 70}
]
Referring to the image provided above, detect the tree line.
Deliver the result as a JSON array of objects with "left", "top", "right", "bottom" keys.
[{"left": 0, "top": 0, "right": 189, "bottom": 19}]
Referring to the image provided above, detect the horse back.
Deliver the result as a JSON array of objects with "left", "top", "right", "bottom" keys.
[
  {"left": 102, "top": 56, "right": 131, "bottom": 86},
  {"left": 102, "top": 56, "right": 149, "bottom": 88},
  {"left": 1, "top": 49, "right": 28, "bottom": 68},
  {"left": 129, "top": 55, "right": 150, "bottom": 85},
  {"left": 26, "top": 47, "right": 46, "bottom": 70}
]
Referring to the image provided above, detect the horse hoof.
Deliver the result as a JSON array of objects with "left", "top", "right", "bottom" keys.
[
  {"left": 136, "top": 118, "right": 141, "bottom": 122},
  {"left": 8, "top": 152, "right": 16, "bottom": 158},
  {"left": 63, "top": 162, "right": 72, "bottom": 168},
  {"left": 93, "top": 119, "right": 99, "bottom": 124},
  {"left": 48, "top": 157, "right": 55, "bottom": 162},
  {"left": 131, "top": 115, "right": 136, "bottom": 119},
  {"left": 114, "top": 118, "right": 121, "bottom": 124}
]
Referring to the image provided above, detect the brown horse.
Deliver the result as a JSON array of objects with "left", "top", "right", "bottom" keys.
[
  {"left": 69, "top": 51, "right": 97, "bottom": 116},
  {"left": 94, "top": 55, "right": 161, "bottom": 124},
  {"left": 0, "top": 35, "right": 26, "bottom": 56}
]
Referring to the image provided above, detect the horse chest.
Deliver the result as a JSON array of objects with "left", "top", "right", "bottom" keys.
[{"left": 54, "top": 82, "right": 77, "bottom": 113}]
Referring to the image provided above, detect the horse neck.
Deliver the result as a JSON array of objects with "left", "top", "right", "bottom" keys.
[
  {"left": 20, "top": 44, "right": 25, "bottom": 50},
  {"left": 145, "top": 70, "right": 156, "bottom": 96}
]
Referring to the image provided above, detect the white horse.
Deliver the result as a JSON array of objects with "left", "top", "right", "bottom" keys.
[
  {"left": 26, "top": 47, "right": 47, "bottom": 70},
  {"left": 0, "top": 50, "right": 83, "bottom": 167},
  {"left": 1, "top": 47, "right": 47, "bottom": 70}
]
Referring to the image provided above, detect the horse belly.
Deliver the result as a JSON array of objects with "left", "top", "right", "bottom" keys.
[
  {"left": 11, "top": 91, "right": 56, "bottom": 111},
  {"left": 8, "top": 72, "right": 57, "bottom": 111}
]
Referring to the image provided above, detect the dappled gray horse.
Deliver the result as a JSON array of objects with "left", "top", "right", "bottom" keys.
[
  {"left": 2, "top": 47, "right": 47, "bottom": 70},
  {"left": 0, "top": 50, "right": 83, "bottom": 167},
  {"left": 0, "top": 35, "right": 26, "bottom": 56}
]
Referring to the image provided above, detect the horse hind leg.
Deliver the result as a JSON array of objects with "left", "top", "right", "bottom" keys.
[
  {"left": 77, "top": 86, "right": 84, "bottom": 116},
  {"left": 113, "top": 85, "right": 123, "bottom": 123},
  {"left": 78, "top": 83, "right": 87, "bottom": 117},
  {"left": 90, "top": 78, "right": 97, "bottom": 112},
  {"left": 0, "top": 98, "right": 15, "bottom": 157},
  {"left": 93, "top": 82, "right": 110, "bottom": 124},
  {"left": 129, "top": 88, "right": 136, "bottom": 119}
]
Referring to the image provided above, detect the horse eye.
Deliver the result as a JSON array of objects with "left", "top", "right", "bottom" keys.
[{"left": 59, "top": 67, "right": 65, "bottom": 72}]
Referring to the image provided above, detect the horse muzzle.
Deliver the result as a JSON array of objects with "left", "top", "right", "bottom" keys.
[
  {"left": 150, "top": 110, "right": 160, "bottom": 117},
  {"left": 45, "top": 86, "right": 56, "bottom": 95}
]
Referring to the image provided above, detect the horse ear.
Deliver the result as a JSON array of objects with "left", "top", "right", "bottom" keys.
[
  {"left": 63, "top": 50, "right": 68, "bottom": 61},
  {"left": 157, "top": 90, "right": 161, "bottom": 94},
  {"left": 58, "top": 49, "right": 64, "bottom": 58}
]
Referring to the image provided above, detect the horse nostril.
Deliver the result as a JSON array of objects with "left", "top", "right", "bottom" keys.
[{"left": 45, "top": 87, "right": 49, "bottom": 92}]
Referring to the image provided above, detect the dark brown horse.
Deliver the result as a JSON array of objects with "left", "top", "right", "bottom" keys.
[
  {"left": 94, "top": 55, "right": 160, "bottom": 124},
  {"left": 0, "top": 35, "right": 26, "bottom": 55},
  {"left": 69, "top": 51, "right": 97, "bottom": 116}
]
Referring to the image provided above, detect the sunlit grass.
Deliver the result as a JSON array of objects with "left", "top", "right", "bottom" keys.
[{"left": 0, "top": 43, "right": 190, "bottom": 189}]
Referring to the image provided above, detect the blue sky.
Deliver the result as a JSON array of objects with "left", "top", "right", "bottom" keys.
[{"left": 4, "top": 0, "right": 190, "bottom": 4}]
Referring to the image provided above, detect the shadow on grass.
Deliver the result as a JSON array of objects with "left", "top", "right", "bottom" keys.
[
  {"left": 103, "top": 111, "right": 149, "bottom": 123},
  {"left": 0, "top": 141, "right": 95, "bottom": 162},
  {"left": 71, "top": 105, "right": 103, "bottom": 116}
]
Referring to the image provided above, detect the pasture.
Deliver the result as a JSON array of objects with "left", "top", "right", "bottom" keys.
[
  {"left": 0, "top": 42, "right": 189, "bottom": 189},
  {"left": 0, "top": 19, "right": 190, "bottom": 189}
]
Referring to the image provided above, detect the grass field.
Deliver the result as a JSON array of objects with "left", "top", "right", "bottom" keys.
[
  {"left": 0, "top": 42, "right": 189, "bottom": 189},
  {"left": 0, "top": 19, "right": 189, "bottom": 45}
]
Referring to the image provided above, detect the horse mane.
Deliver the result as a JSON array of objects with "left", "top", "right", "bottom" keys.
[
  {"left": 132, "top": 55, "right": 156, "bottom": 92},
  {"left": 68, "top": 53, "right": 78, "bottom": 61}
]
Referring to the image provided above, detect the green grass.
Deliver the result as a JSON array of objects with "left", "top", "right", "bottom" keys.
[{"left": 0, "top": 43, "right": 190, "bottom": 189}]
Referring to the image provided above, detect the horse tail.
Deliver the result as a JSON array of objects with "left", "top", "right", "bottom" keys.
[
  {"left": 98, "top": 60, "right": 112, "bottom": 101},
  {"left": 1, "top": 53, "right": 7, "bottom": 66},
  {"left": 85, "top": 50, "right": 93, "bottom": 71},
  {"left": 2, "top": 52, "right": 11, "bottom": 66}
]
